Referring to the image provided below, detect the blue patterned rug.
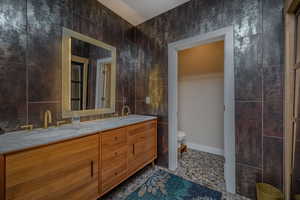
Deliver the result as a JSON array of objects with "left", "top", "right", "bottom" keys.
[{"left": 125, "top": 170, "right": 222, "bottom": 200}]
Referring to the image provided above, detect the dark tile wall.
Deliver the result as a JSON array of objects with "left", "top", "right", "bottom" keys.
[
  {"left": 0, "top": 0, "right": 284, "bottom": 198},
  {"left": 134, "top": 0, "right": 284, "bottom": 198},
  {"left": 0, "top": 0, "right": 136, "bottom": 132}
]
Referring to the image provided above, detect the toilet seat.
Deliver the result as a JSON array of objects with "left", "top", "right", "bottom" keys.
[
  {"left": 178, "top": 131, "right": 186, "bottom": 142},
  {"left": 177, "top": 131, "right": 187, "bottom": 154}
]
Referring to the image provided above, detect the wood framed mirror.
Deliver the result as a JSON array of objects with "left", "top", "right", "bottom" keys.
[{"left": 62, "top": 28, "right": 116, "bottom": 118}]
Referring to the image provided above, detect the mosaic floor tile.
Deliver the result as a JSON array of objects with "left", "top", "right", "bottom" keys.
[{"left": 100, "top": 149, "right": 250, "bottom": 200}]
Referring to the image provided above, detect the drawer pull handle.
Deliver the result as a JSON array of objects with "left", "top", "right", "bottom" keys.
[
  {"left": 115, "top": 172, "right": 118, "bottom": 176},
  {"left": 91, "top": 161, "right": 94, "bottom": 177},
  {"left": 133, "top": 144, "right": 135, "bottom": 155},
  {"left": 114, "top": 136, "right": 118, "bottom": 141},
  {"left": 115, "top": 152, "right": 118, "bottom": 156}
]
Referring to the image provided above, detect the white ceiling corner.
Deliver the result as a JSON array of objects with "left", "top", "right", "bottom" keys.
[{"left": 97, "top": 0, "right": 191, "bottom": 26}]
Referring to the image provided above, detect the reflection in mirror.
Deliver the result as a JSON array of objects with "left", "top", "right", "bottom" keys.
[
  {"left": 62, "top": 28, "right": 116, "bottom": 118},
  {"left": 70, "top": 38, "right": 112, "bottom": 111}
]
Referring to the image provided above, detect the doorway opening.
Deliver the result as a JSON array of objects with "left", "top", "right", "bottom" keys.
[{"left": 168, "top": 26, "right": 235, "bottom": 193}]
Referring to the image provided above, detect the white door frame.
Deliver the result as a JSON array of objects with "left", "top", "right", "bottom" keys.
[
  {"left": 95, "top": 57, "right": 112, "bottom": 108},
  {"left": 168, "top": 26, "right": 235, "bottom": 193}
]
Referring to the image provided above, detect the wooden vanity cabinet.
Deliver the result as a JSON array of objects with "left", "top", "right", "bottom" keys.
[
  {"left": 4, "top": 135, "right": 99, "bottom": 200},
  {"left": 0, "top": 119, "right": 157, "bottom": 200}
]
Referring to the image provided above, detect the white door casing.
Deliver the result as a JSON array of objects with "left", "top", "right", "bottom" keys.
[{"left": 168, "top": 26, "right": 235, "bottom": 193}]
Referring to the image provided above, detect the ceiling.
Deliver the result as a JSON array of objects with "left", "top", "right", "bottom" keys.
[{"left": 98, "top": 0, "right": 191, "bottom": 26}]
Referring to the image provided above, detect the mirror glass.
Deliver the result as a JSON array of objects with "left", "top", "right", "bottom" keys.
[
  {"left": 70, "top": 38, "right": 112, "bottom": 111},
  {"left": 62, "top": 28, "right": 116, "bottom": 118}
]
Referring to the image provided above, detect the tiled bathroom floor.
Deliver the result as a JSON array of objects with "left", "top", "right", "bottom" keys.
[{"left": 101, "top": 149, "right": 250, "bottom": 200}]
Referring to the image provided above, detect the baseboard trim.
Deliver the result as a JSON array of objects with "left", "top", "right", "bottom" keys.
[{"left": 186, "top": 142, "right": 224, "bottom": 156}]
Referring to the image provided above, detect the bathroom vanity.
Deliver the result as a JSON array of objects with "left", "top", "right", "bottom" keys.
[
  {"left": 0, "top": 115, "right": 157, "bottom": 200},
  {"left": 0, "top": 25, "right": 158, "bottom": 200}
]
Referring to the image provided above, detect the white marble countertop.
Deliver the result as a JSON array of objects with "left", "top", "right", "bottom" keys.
[{"left": 0, "top": 115, "right": 157, "bottom": 154}]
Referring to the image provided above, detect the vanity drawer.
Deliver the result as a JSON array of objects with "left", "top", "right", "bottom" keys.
[
  {"left": 102, "top": 146, "right": 127, "bottom": 172},
  {"left": 138, "top": 129, "right": 156, "bottom": 145},
  {"left": 101, "top": 161, "right": 127, "bottom": 194},
  {"left": 101, "top": 128, "right": 127, "bottom": 153},
  {"left": 127, "top": 121, "right": 156, "bottom": 143}
]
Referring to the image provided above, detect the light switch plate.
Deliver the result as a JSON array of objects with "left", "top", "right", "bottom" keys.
[{"left": 146, "top": 96, "right": 151, "bottom": 104}]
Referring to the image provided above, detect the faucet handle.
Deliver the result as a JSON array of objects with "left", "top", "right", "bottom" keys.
[
  {"left": 121, "top": 105, "right": 131, "bottom": 116},
  {"left": 125, "top": 105, "right": 131, "bottom": 116},
  {"left": 56, "top": 120, "right": 68, "bottom": 127},
  {"left": 127, "top": 108, "right": 131, "bottom": 115},
  {"left": 20, "top": 124, "right": 33, "bottom": 131}
]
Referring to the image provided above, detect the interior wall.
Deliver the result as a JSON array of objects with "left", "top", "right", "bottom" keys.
[
  {"left": 178, "top": 41, "right": 224, "bottom": 154},
  {"left": 0, "top": 0, "right": 137, "bottom": 133},
  {"left": 178, "top": 74, "right": 224, "bottom": 152},
  {"left": 134, "top": 0, "right": 284, "bottom": 198},
  {"left": 179, "top": 41, "right": 224, "bottom": 76}
]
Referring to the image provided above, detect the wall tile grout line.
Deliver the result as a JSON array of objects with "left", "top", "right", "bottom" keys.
[
  {"left": 261, "top": 0, "right": 264, "bottom": 183},
  {"left": 235, "top": 100, "right": 263, "bottom": 102},
  {"left": 263, "top": 135, "right": 285, "bottom": 140},
  {"left": 28, "top": 101, "right": 60, "bottom": 104},
  {"left": 26, "top": 0, "right": 29, "bottom": 125},
  {"left": 237, "top": 162, "right": 263, "bottom": 171}
]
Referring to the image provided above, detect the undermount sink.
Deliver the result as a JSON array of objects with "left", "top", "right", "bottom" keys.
[
  {"left": 24, "top": 126, "right": 79, "bottom": 139},
  {"left": 23, "top": 115, "right": 149, "bottom": 138}
]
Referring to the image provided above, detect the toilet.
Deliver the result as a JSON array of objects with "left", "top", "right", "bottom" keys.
[
  {"left": 178, "top": 131, "right": 187, "bottom": 155},
  {"left": 178, "top": 130, "right": 186, "bottom": 147}
]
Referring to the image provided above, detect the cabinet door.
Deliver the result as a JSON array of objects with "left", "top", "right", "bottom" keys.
[
  {"left": 293, "top": 68, "right": 300, "bottom": 195},
  {"left": 1, "top": 155, "right": 4, "bottom": 200},
  {"left": 101, "top": 128, "right": 127, "bottom": 195},
  {"left": 5, "top": 135, "right": 99, "bottom": 200},
  {"left": 127, "top": 121, "right": 157, "bottom": 176},
  {"left": 292, "top": 10, "right": 300, "bottom": 198}
]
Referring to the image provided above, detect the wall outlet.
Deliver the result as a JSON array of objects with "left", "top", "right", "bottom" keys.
[{"left": 146, "top": 96, "right": 151, "bottom": 104}]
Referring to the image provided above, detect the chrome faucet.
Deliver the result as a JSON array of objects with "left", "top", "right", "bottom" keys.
[
  {"left": 44, "top": 110, "right": 52, "bottom": 129},
  {"left": 121, "top": 105, "right": 131, "bottom": 116}
]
